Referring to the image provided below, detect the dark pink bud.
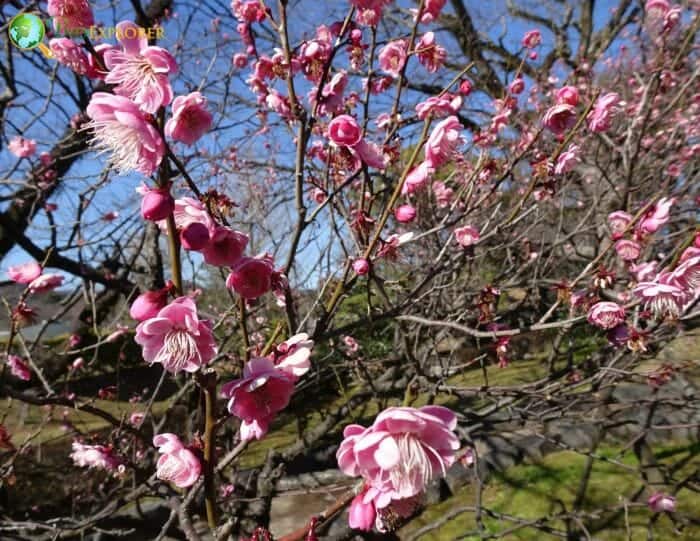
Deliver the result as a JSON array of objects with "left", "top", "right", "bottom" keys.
[
  {"left": 129, "top": 288, "right": 169, "bottom": 321},
  {"left": 141, "top": 188, "right": 175, "bottom": 221},
  {"left": 180, "top": 222, "right": 210, "bottom": 251},
  {"left": 202, "top": 226, "right": 249, "bottom": 267},
  {"left": 226, "top": 256, "right": 274, "bottom": 299},
  {"left": 394, "top": 204, "right": 417, "bottom": 223},
  {"left": 459, "top": 79, "right": 472, "bottom": 95},
  {"left": 353, "top": 258, "right": 370, "bottom": 275}
]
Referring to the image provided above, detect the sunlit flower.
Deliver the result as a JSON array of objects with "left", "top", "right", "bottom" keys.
[
  {"left": 153, "top": 433, "right": 201, "bottom": 487},
  {"left": 135, "top": 296, "right": 217, "bottom": 373},
  {"left": 86, "top": 92, "right": 164, "bottom": 176},
  {"left": 104, "top": 21, "right": 178, "bottom": 114}
]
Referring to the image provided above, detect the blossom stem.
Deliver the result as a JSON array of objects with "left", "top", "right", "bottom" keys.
[
  {"left": 201, "top": 372, "right": 218, "bottom": 530},
  {"left": 239, "top": 296, "right": 250, "bottom": 363}
]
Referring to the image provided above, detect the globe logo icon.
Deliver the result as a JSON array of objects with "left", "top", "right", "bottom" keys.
[{"left": 9, "top": 13, "right": 46, "bottom": 51}]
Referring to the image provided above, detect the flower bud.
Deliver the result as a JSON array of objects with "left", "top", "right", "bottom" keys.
[
  {"left": 353, "top": 258, "right": 370, "bottom": 275},
  {"left": 394, "top": 204, "right": 417, "bottom": 223},
  {"left": 141, "top": 188, "right": 175, "bottom": 221},
  {"left": 180, "top": 222, "right": 210, "bottom": 251}
]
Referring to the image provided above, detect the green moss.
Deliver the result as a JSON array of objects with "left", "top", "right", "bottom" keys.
[{"left": 401, "top": 445, "right": 700, "bottom": 540}]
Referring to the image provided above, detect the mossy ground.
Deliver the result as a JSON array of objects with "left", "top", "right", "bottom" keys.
[{"left": 401, "top": 443, "right": 700, "bottom": 540}]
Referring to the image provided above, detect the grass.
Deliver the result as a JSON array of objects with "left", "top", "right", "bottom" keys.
[{"left": 400, "top": 443, "right": 700, "bottom": 540}]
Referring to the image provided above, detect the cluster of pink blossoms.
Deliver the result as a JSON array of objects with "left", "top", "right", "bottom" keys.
[
  {"left": 402, "top": 116, "right": 465, "bottom": 196},
  {"left": 337, "top": 405, "right": 460, "bottom": 532},
  {"left": 6, "top": 261, "right": 64, "bottom": 294},
  {"left": 80, "top": 19, "right": 212, "bottom": 176},
  {"left": 585, "top": 199, "right": 699, "bottom": 336},
  {"left": 70, "top": 442, "right": 123, "bottom": 473},
  {"left": 221, "top": 334, "right": 313, "bottom": 441}
]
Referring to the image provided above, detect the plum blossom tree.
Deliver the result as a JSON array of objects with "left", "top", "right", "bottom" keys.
[{"left": 0, "top": 0, "right": 699, "bottom": 539}]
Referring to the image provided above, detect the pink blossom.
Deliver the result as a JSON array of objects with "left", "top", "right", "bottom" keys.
[
  {"left": 402, "top": 160, "right": 434, "bottom": 195},
  {"left": 130, "top": 287, "right": 170, "bottom": 321},
  {"left": 672, "top": 255, "right": 700, "bottom": 290},
  {"left": 270, "top": 333, "right": 313, "bottom": 379},
  {"left": 555, "top": 86, "right": 579, "bottom": 106},
  {"left": 509, "top": 77, "right": 525, "bottom": 95},
  {"left": 608, "top": 211, "right": 633, "bottom": 237},
  {"left": 415, "top": 94, "right": 462, "bottom": 120},
  {"left": 170, "top": 197, "right": 215, "bottom": 234},
  {"left": 416, "top": 32, "right": 446, "bottom": 73},
  {"left": 554, "top": 144, "right": 580, "bottom": 174},
  {"left": 28, "top": 273, "right": 64, "bottom": 294},
  {"left": 105, "top": 325, "right": 129, "bottom": 343},
  {"left": 222, "top": 357, "right": 296, "bottom": 441},
  {"left": 459, "top": 79, "right": 473, "bottom": 95},
  {"left": 587, "top": 302, "right": 626, "bottom": 329},
  {"left": 47, "top": 0, "right": 94, "bottom": 33},
  {"left": 640, "top": 197, "right": 674, "bottom": 234},
  {"left": 7, "top": 262, "right": 42, "bottom": 284},
  {"left": 663, "top": 7, "right": 682, "bottom": 32},
  {"left": 455, "top": 225, "right": 480, "bottom": 247},
  {"left": 522, "top": 30, "right": 542, "bottom": 48},
  {"left": 86, "top": 92, "right": 164, "bottom": 176},
  {"left": 343, "top": 335, "right": 360, "bottom": 353},
  {"left": 615, "top": 239, "right": 641, "bottom": 261},
  {"left": 165, "top": 92, "right": 213, "bottom": 145},
  {"left": 645, "top": 0, "right": 670, "bottom": 17},
  {"left": 311, "top": 71, "right": 348, "bottom": 116},
  {"left": 378, "top": 40, "right": 407, "bottom": 77},
  {"left": 265, "top": 90, "right": 293, "bottom": 120},
  {"left": 71, "top": 357, "right": 84, "bottom": 371},
  {"left": 7, "top": 355, "right": 30, "bottom": 381},
  {"left": 49, "top": 38, "right": 89, "bottom": 75},
  {"left": 425, "top": 116, "right": 463, "bottom": 168},
  {"left": 181, "top": 222, "right": 211, "bottom": 251},
  {"left": 231, "top": 0, "right": 267, "bottom": 23},
  {"left": 587, "top": 92, "right": 621, "bottom": 133},
  {"left": 634, "top": 273, "right": 688, "bottom": 318},
  {"left": 134, "top": 296, "right": 217, "bottom": 373},
  {"left": 349, "top": 491, "right": 376, "bottom": 531},
  {"left": 415, "top": 0, "right": 446, "bottom": 24},
  {"left": 86, "top": 44, "right": 115, "bottom": 80},
  {"left": 299, "top": 32, "right": 333, "bottom": 83},
  {"left": 648, "top": 492, "right": 676, "bottom": 513},
  {"left": 377, "top": 232, "right": 414, "bottom": 260},
  {"left": 355, "top": 140, "right": 388, "bottom": 169},
  {"left": 8, "top": 136, "right": 37, "bottom": 158},
  {"left": 70, "top": 442, "right": 121, "bottom": 471},
  {"left": 337, "top": 406, "right": 459, "bottom": 510},
  {"left": 395, "top": 204, "right": 417, "bottom": 223},
  {"left": 351, "top": 0, "right": 391, "bottom": 26},
  {"left": 153, "top": 433, "right": 201, "bottom": 488},
  {"left": 543, "top": 103, "right": 577, "bottom": 135},
  {"left": 353, "top": 258, "right": 370, "bottom": 275},
  {"left": 233, "top": 53, "right": 248, "bottom": 69},
  {"left": 226, "top": 255, "right": 274, "bottom": 299},
  {"left": 328, "top": 115, "right": 362, "bottom": 147},
  {"left": 140, "top": 186, "right": 175, "bottom": 222},
  {"left": 432, "top": 181, "right": 453, "bottom": 207},
  {"left": 202, "top": 226, "right": 248, "bottom": 267},
  {"left": 104, "top": 21, "right": 178, "bottom": 114},
  {"left": 630, "top": 261, "right": 658, "bottom": 282}
]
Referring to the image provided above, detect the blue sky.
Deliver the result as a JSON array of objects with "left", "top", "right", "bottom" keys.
[{"left": 0, "top": 0, "right": 641, "bottom": 289}]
